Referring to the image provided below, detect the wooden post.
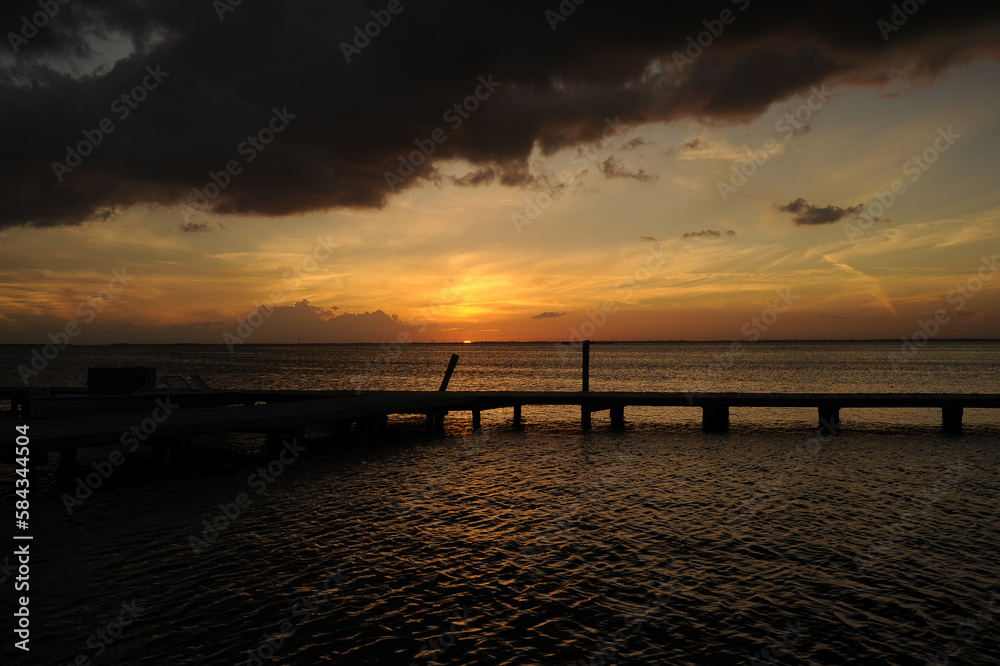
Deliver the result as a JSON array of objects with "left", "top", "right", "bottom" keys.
[
  {"left": 429, "top": 354, "right": 458, "bottom": 433},
  {"left": 702, "top": 405, "right": 729, "bottom": 432},
  {"left": 513, "top": 405, "right": 523, "bottom": 429},
  {"left": 942, "top": 406, "right": 963, "bottom": 434},
  {"left": 439, "top": 353, "right": 460, "bottom": 391},
  {"left": 819, "top": 406, "right": 841, "bottom": 436},
  {"left": 582, "top": 340, "right": 590, "bottom": 392},
  {"left": 581, "top": 406, "right": 591, "bottom": 431},
  {"left": 434, "top": 411, "right": 446, "bottom": 433},
  {"left": 610, "top": 405, "right": 625, "bottom": 430},
  {"left": 472, "top": 410, "right": 481, "bottom": 430}
]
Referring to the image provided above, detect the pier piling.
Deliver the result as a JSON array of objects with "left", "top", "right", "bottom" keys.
[
  {"left": 425, "top": 411, "right": 447, "bottom": 433},
  {"left": 942, "top": 406, "right": 963, "bottom": 433},
  {"left": 610, "top": 405, "right": 625, "bottom": 430},
  {"left": 702, "top": 405, "right": 729, "bottom": 433},
  {"left": 818, "top": 406, "right": 841, "bottom": 435},
  {"left": 581, "top": 342, "right": 592, "bottom": 430}
]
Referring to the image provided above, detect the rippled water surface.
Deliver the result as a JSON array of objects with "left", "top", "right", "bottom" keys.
[{"left": 1, "top": 342, "right": 998, "bottom": 665}]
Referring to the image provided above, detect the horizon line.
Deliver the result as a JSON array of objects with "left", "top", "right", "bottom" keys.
[{"left": 3, "top": 338, "right": 1000, "bottom": 346}]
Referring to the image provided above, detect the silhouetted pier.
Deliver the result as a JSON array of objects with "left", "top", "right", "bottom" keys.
[
  {"left": 6, "top": 345, "right": 998, "bottom": 488},
  {"left": 4, "top": 344, "right": 999, "bottom": 483},
  {"left": 5, "top": 388, "right": 998, "bottom": 467}
]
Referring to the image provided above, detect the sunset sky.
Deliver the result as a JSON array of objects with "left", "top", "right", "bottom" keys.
[{"left": 2, "top": 1, "right": 999, "bottom": 343}]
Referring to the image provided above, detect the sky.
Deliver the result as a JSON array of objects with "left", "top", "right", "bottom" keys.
[{"left": 1, "top": 0, "right": 999, "bottom": 344}]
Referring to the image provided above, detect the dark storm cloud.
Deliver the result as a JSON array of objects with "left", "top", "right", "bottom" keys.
[
  {"left": 777, "top": 198, "right": 865, "bottom": 225},
  {"left": 2, "top": 0, "right": 999, "bottom": 229},
  {"left": 532, "top": 311, "right": 566, "bottom": 319},
  {"left": 179, "top": 221, "right": 210, "bottom": 233}
]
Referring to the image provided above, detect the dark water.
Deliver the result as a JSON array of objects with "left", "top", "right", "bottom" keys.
[{"left": 1, "top": 342, "right": 999, "bottom": 665}]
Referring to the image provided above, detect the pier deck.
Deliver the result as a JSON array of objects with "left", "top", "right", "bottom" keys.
[{"left": 8, "top": 391, "right": 999, "bottom": 461}]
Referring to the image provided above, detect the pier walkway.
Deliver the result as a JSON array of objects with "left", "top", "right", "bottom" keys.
[{"left": 8, "top": 390, "right": 998, "bottom": 458}]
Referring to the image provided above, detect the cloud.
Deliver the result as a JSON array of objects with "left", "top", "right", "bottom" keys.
[
  {"left": 639, "top": 235, "right": 659, "bottom": 242},
  {"left": 532, "top": 311, "right": 566, "bottom": 319},
  {"left": 599, "top": 156, "right": 657, "bottom": 182},
  {"left": 682, "top": 137, "right": 705, "bottom": 151},
  {"left": 824, "top": 256, "right": 897, "bottom": 316},
  {"left": 449, "top": 161, "right": 558, "bottom": 189},
  {"left": 621, "top": 137, "right": 653, "bottom": 151},
  {"left": 245, "top": 299, "right": 404, "bottom": 342},
  {"left": 0, "top": 297, "right": 389, "bottom": 343},
  {"left": 664, "top": 136, "right": 707, "bottom": 156},
  {"left": 2, "top": 1, "right": 999, "bottom": 229},
  {"left": 682, "top": 229, "right": 737, "bottom": 239},
  {"left": 450, "top": 167, "right": 497, "bottom": 188},
  {"left": 179, "top": 222, "right": 211, "bottom": 233},
  {"left": 777, "top": 198, "right": 865, "bottom": 225},
  {"left": 663, "top": 136, "right": 786, "bottom": 164}
]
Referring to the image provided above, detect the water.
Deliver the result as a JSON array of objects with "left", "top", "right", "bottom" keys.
[{"left": 1, "top": 342, "right": 999, "bottom": 665}]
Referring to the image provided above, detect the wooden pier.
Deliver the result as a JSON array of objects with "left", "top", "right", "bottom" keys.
[
  {"left": 7, "top": 389, "right": 998, "bottom": 456},
  {"left": 6, "top": 347, "right": 996, "bottom": 489},
  {"left": 3, "top": 387, "right": 997, "bottom": 487}
]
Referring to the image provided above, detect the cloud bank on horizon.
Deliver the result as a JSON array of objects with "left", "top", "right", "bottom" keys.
[{"left": 2, "top": 0, "right": 999, "bottom": 229}]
